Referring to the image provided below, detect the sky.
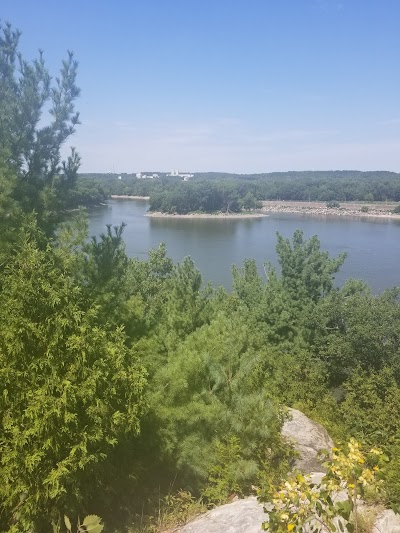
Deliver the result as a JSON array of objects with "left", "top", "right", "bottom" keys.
[{"left": 2, "top": 0, "right": 400, "bottom": 173}]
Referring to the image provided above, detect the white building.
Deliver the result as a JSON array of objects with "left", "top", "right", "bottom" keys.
[
  {"left": 136, "top": 172, "right": 159, "bottom": 179},
  {"left": 167, "top": 169, "right": 194, "bottom": 180}
]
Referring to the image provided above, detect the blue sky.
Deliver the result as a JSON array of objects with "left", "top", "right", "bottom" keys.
[{"left": 2, "top": 0, "right": 400, "bottom": 173}]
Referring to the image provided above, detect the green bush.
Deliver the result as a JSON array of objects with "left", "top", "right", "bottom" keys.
[
  {"left": 0, "top": 236, "right": 147, "bottom": 531},
  {"left": 326, "top": 200, "right": 340, "bottom": 208},
  {"left": 54, "top": 515, "right": 104, "bottom": 533},
  {"left": 338, "top": 368, "right": 400, "bottom": 510},
  {"left": 203, "top": 436, "right": 245, "bottom": 503},
  {"left": 360, "top": 205, "right": 369, "bottom": 213}
]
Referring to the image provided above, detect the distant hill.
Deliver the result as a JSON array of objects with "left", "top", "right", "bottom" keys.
[
  {"left": 76, "top": 170, "right": 400, "bottom": 204},
  {"left": 79, "top": 170, "right": 400, "bottom": 181}
]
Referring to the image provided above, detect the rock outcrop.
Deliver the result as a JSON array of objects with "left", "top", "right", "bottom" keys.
[
  {"left": 178, "top": 497, "right": 264, "bottom": 533},
  {"left": 373, "top": 510, "right": 400, "bottom": 533},
  {"left": 176, "top": 408, "right": 331, "bottom": 533},
  {"left": 281, "top": 408, "right": 334, "bottom": 473},
  {"left": 175, "top": 409, "right": 399, "bottom": 533}
]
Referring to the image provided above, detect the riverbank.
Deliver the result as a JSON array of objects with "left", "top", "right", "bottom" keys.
[
  {"left": 110, "top": 196, "right": 400, "bottom": 220},
  {"left": 111, "top": 195, "right": 150, "bottom": 200},
  {"left": 261, "top": 201, "right": 400, "bottom": 219},
  {"left": 146, "top": 211, "right": 268, "bottom": 219}
]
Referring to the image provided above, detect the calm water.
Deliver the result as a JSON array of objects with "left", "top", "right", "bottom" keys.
[{"left": 88, "top": 199, "right": 400, "bottom": 293}]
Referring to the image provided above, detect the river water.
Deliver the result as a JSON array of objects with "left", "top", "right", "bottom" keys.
[{"left": 88, "top": 199, "right": 400, "bottom": 293}]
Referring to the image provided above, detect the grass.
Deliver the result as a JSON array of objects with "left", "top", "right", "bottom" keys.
[
  {"left": 124, "top": 491, "right": 207, "bottom": 533},
  {"left": 355, "top": 504, "right": 384, "bottom": 533}
]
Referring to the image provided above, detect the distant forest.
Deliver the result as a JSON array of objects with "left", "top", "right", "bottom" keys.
[{"left": 76, "top": 170, "right": 400, "bottom": 213}]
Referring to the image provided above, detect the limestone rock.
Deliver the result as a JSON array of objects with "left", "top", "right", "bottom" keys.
[
  {"left": 372, "top": 509, "right": 400, "bottom": 533},
  {"left": 282, "top": 408, "right": 334, "bottom": 472},
  {"left": 178, "top": 497, "right": 265, "bottom": 533}
]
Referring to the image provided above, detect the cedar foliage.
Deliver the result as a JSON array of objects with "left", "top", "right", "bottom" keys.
[{"left": 0, "top": 227, "right": 147, "bottom": 531}]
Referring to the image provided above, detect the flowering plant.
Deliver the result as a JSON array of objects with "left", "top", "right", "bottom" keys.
[{"left": 260, "top": 439, "right": 384, "bottom": 533}]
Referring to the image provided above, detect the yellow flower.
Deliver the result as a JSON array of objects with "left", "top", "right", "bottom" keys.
[
  {"left": 370, "top": 448, "right": 382, "bottom": 455},
  {"left": 287, "top": 524, "right": 295, "bottom": 531}
]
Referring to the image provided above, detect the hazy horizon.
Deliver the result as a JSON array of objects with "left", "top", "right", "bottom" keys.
[{"left": 79, "top": 169, "right": 400, "bottom": 175}]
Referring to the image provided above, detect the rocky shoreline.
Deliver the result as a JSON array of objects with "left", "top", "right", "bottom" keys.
[
  {"left": 144, "top": 206, "right": 400, "bottom": 220},
  {"left": 261, "top": 203, "right": 400, "bottom": 219}
]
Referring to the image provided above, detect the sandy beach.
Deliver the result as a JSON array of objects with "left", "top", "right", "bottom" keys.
[
  {"left": 145, "top": 211, "right": 268, "bottom": 219},
  {"left": 111, "top": 195, "right": 150, "bottom": 200}
]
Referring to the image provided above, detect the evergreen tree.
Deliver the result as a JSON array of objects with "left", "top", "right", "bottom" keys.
[
  {"left": 0, "top": 22, "right": 81, "bottom": 240},
  {"left": 274, "top": 229, "right": 346, "bottom": 303},
  {"left": 0, "top": 226, "right": 147, "bottom": 531}
]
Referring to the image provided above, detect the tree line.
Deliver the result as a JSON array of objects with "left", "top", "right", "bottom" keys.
[
  {"left": 76, "top": 170, "right": 400, "bottom": 214},
  {"left": 1, "top": 24, "right": 400, "bottom": 533}
]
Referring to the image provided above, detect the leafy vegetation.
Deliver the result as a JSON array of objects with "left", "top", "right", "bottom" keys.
[
  {"left": 260, "top": 439, "right": 384, "bottom": 532},
  {"left": 54, "top": 515, "right": 104, "bottom": 533},
  {"left": 1, "top": 22, "right": 400, "bottom": 533},
  {"left": 326, "top": 200, "right": 340, "bottom": 208}
]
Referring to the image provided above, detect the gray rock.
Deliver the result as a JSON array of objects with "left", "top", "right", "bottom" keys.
[
  {"left": 282, "top": 408, "right": 334, "bottom": 472},
  {"left": 176, "top": 410, "right": 336, "bottom": 533},
  {"left": 372, "top": 509, "right": 400, "bottom": 533},
  {"left": 178, "top": 497, "right": 265, "bottom": 533},
  {"left": 176, "top": 409, "right": 396, "bottom": 533}
]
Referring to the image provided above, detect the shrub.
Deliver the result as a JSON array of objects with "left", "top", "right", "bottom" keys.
[
  {"left": 259, "top": 439, "right": 384, "bottom": 532},
  {"left": 53, "top": 515, "right": 104, "bottom": 533},
  {"left": 0, "top": 238, "right": 147, "bottom": 531},
  {"left": 360, "top": 206, "right": 369, "bottom": 213},
  {"left": 326, "top": 201, "right": 340, "bottom": 208},
  {"left": 202, "top": 436, "right": 244, "bottom": 504}
]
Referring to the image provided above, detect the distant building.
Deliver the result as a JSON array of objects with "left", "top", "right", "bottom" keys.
[
  {"left": 167, "top": 169, "right": 194, "bottom": 180},
  {"left": 136, "top": 172, "right": 159, "bottom": 179}
]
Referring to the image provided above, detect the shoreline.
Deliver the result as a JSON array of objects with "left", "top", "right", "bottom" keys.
[
  {"left": 260, "top": 204, "right": 400, "bottom": 220},
  {"left": 145, "top": 211, "right": 268, "bottom": 219},
  {"left": 110, "top": 195, "right": 150, "bottom": 200},
  {"left": 109, "top": 196, "right": 400, "bottom": 220}
]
